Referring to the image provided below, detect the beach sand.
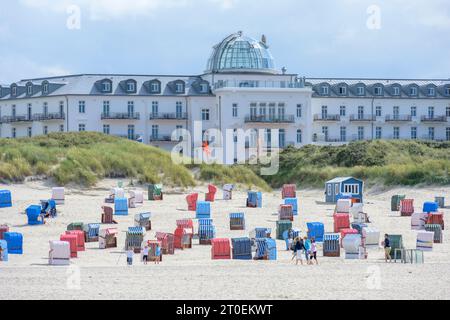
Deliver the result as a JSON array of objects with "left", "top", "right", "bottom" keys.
[{"left": 0, "top": 180, "right": 449, "bottom": 300}]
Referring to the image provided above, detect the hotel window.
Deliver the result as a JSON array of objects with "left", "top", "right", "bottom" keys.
[
  {"left": 358, "top": 126, "right": 365, "bottom": 140},
  {"left": 410, "top": 87, "right": 418, "bottom": 96},
  {"left": 127, "top": 101, "right": 134, "bottom": 115},
  {"left": 78, "top": 124, "right": 86, "bottom": 132},
  {"left": 321, "top": 105, "right": 328, "bottom": 119},
  {"left": 27, "top": 127, "right": 32, "bottom": 137},
  {"left": 259, "top": 103, "right": 267, "bottom": 117},
  {"left": 357, "top": 86, "right": 365, "bottom": 95},
  {"left": 59, "top": 101, "right": 64, "bottom": 114},
  {"left": 297, "top": 129, "right": 302, "bottom": 143},
  {"left": 152, "top": 101, "right": 159, "bottom": 116},
  {"left": 128, "top": 125, "right": 135, "bottom": 140},
  {"left": 102, "top": 81, "right": 112, "bottom": 93},
  {"left": 428, "top": 106, "right": 434, "bottom": 118},
  {"left": 375, "top": 127, "right": 382, "bottom": 139},
  {"left": 340, "top": 126, "right": 346, "bottom": 142},
  {"left": 278, "top": 103, "right": 286, "bottom": 119},
  {"left": 79, "top": 101, "right": 86, "bottom": 113},
  {"left": 175, "top": 82, "right": 184, "bottom": 93},
  {"left": 232, "top": 103, "right": 238, "bottom": 118},
  {"left": 279, "top": 129, "right": 286, "bottom": 148},
  {"left": 446, "top": 127, "right": 450, "bottom": 141},
  {"left": 12, "top": 128, "right": 16, "bottom": 138},
  {"left": 103, "top": 125, "right": 110, "bottom": 135},
  {"left": 446, "top": 106, "right": 450, "bottom": 117},
  {"left": 151, "top": 125, "right": 159, "bottom": 139},
  {"left": 12, "top": 105, "right": 16, "bottom": 117},
  {"left": 393, "top": 87, "right": 400, "bottom": 96},
  {"left": 27, "top": 104, "right": 32, "bottom": 120},
  {"left": 43, "top": 83, "right": 49, "bottom": 94},
  {"left": 411, "top": 106, "right": 417, "bottom": 117},
  {"left": 340, "top": 106, "right": 346, "bottom": 117},
  {"left": 321, "top": 86, "right": 329, "bottom": 95},
  {"left": 60, "top": 125, "right": 64, "bottom": 132},
  {"left": 250, "top": 103, "right": 257, "bottom": 118},
  {"left": 393, "top": 106, "right": 399, "bottom": 118},
  {"left": 374, "top": 86, "right": 383, "bottom": 95},
  {"left": 200, "top": 83, "right": 208, "bottom": 93},
  {"left": 103, "top": 101, "right": 110, "bottom": 115},
  {"left": 126, "top": 81, "right": 136, "bottom": 93},
  {"left": 11, "top": 86, "right": 17, "bottom": 96},
  {"left": 428, "top": 87, "right": 435, "bottom": 96},
  {"left": 27, "top": 85, "right": 33, "bottom": 95},
  {"left": 375, "top": 106, "right": 382, "bottom": 117},
  {"left": 358, "top": 106, "right": 364, "bottom": 119},
  {"left": 411, "top": 127, "right": 417, "bottom": 140},
  {"left": 176, "top": 102, "right": 183, "bottom": 118},
  {"left": 43, "top": 102, "right": 48, "bottom": 115},
  {"left": 339, "top": 86, "right": 347, "bottom": 95},
  {"left": 296, "top": 104, "right": 302, "bottom": 118},
  {"left": 43, "top": 126, "right": 48, "bottom": 135},
  {"left": 446, "top": 87, "right": 450, "bottom": 96},
  {"left": 428, "top": 127, "right": 435, "bottom": 140},
  {"left": 150, "top": 82, "right": 160, "bottom": 93},
  {"left": 322, "top": 126, "right": 329, "bottom": 141},
  {"left": 393, "top": 127, "right": 400, "bottom": 139},
  {"left": 202, "top": 109, "right": 210, "bottom": 121}
]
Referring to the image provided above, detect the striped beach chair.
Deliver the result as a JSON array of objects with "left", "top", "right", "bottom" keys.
[
  {"left": 60, "top": 234, "right": 77, "bottom": 258},
  {"left": 411, "top": 212, "right": 429, "bottom": 230},
  {"left": 416, "top": 231, "right": 434, "bottom": 251},
  {"left": 281, "top": 184, "right": 296, "bottom": 199},
  {"left": 198, "top": 224, "right": 216, "bottom": 245},
  {"left": 400, "top": 199, "right": 414, "bottom": 216},
  {"left": 284, "top": 198, "right": 298, "bottom": 216},
  {"left": 205, "top": 184, "right": 217, "bottom": 202},
  {"left": 66, "top": 230, "right": 85, "bottom": 251},
  {"left": 0, "top": 239, "right": 8, "bottom": 262},
  {"left": 279, "top": 205, "right": 294, "bottom": 221},
  {"left": 427, "top": 212, "right": 444, "bottom": 230},
  {"left": 391, "top": 195, "right": 406, "bottom": 211},
  {"left": 186, "top": 194, "right": 199, "bottom": 211},
  {"left": 276, "top": 220, "right": 292, "bottom": 240},
  {"left": 229, "top": 213, "right": 245, "bottom": 230},
  {"left": 196, "top": 201, "right": 211, "bottom": 219},
  {"left": 425, "top": 224, "right": 443, "bottom": 243},
  {"left": 67, "top": 222, "right": 84, "bottom": 232},
  {"left": 0, "top": 225, "right": 9, "bottom": 240},
  {"left": 252, "top": 228, "right": 271, "bottom": 239},
  {"left": 174, "top": 227, "right": 193, "bottom": 249},
  {"left": 101, "top": 206, "right": 117, "bottom": 224},
  {"left": 135, "top": 213, "right": 152, "bottom": 231},
  {"left": 323, "top": 233, "right": 340, "bottom": 257},
  {"left": 231, "top": 238, "right": 252, "bottom": 260},
  {"left": 434, "top": 197, "right": 445, "bottom": 209},
  {"left": 155, "top": 232, "right": 175, "bottom": 255},
  {"left": 84, "top": 223, "right": 100, "bottom": 242},
  {"left": 177, "top": 219, "right": 194, "bottom": 229},
  {"left": 333, "top": 213, "right": 350, "bottom": 233},
  {"left": 99, "top": 228, "right": 118, "bottom": 249},
  {"left": 255, "top": 238, "right": 268, "bottom": 260},
  {"left": 126, "top": 227, "right": 145, "bottom": 253},
  {"left": 247, "top": 191, "right": 262, "bottom": 208},
  {"left": 307, "top": 222, "right": 324, "bottom": 242},
  {"left": 211, "top": 238, "right": 231, "bottom": 260},
  {"left": 146, "top": 240, "right": 163, "bottom": 261}
]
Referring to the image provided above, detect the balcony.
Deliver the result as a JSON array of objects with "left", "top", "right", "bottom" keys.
[
  {"left": 0, "top": 115, "right": 33, "bottom": 124},
  {"left": 314, "top": 114, "right": 341, "bottom": 121},
  {"left": 350, "top": 115, "right": 376, "bottom": 122},
  {"left": 214, "top": 80, "right": 305, "bottom": 90},
  {"left": 421, "top": 115, "right": 447, "bottom": 123},
  {"left": 101, "top": 112, "right": 140, "bottom": 120},
  {"left": 149, "top": 112, "right": 188, "bottom": 120},
  {"left": 244, "top": 115, "right": 295, "bottom": 124},
  {"left": 33, "top": 112, "right": 65, "bottom": 121},
  {"left": 385, "top": 115, "right": 412, "bottom": 122},
  {"left": 149, "top": 135, "right": 182, "bottom": 143}
]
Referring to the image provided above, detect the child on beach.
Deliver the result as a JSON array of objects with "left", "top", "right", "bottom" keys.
[
  {"left": 309, "top": 237, "right": 318, "bottom": 265},
  {"left": 155, "top": 244, "right": 161, "bottom": 264},
  {"left": 126, "top": 248, "right": 134, "bottom": 266},
  {"left": 303, "top": 237, "right": 311, "bottom": 264},
  {"left": 142, "top": 245, "right": 149, "bottom": 265}
]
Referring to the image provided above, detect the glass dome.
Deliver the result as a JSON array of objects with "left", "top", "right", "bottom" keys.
[{"left": 206, "top": 32, "right": 277, "bottom": 74}]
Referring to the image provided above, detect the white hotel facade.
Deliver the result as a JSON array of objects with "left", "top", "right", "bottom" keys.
[{"left": 1, "top": 32, "right": 450, "bottom": 164}]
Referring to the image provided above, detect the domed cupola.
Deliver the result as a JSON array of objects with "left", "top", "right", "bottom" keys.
[{"left": 206, "top": 31, "right": 278, "bottom": 74}]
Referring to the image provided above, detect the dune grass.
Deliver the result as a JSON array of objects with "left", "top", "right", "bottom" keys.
[
  {"left": 257, "top": 140, "right": 450, "bottom": 188},
  {"left": 0, "top": 132, "right": 195, "bottom": 187}
]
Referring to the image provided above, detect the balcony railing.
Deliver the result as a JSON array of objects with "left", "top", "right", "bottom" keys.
[
  {"left": 214, "top": 80, "right": 305, "bottom": 90},
  {"left": 149, "top": 135, "right": 182, "bottom": 143},
  {"left": 350, "top": 115, "right": 376, "bottom": 122},
  {"left": 314, "top": 114, "right": 341, "bottom": 121},
  {"left": 385, "top": 115, "right": 412, "bottom": 122},
  {"left": 33, "top": 112, "right": 65, "bottom": 121},
  {"left": 149, "top": 112, "right": 188, "bottom": 120},
  {"left": 421, "top": 115, "right": 447, "bottom": 122},
  {"left": 101, "top": 112, "right": 140, "bottom": 120},
  {"left": 0, "top": 115, "right": 33, "bottom": 124},
  {"left": 244, "top": 115, "right": 295, "bottom": 123}
]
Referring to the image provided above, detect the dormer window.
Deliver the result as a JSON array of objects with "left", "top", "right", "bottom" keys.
[
  {"left": 410, "top": 87, "right": 418, "bottom": 96},
  {"left": 321, "top": 85, "right": 329, "bottom": 95},
  {"left": 11, "top": 86, "right": 17, "bottom": 96},
  {"left": 339, "top": 86, "right": 347, "bottom": 95},
  {"left": 427, "top": 87, "right": 435, "bottom": 96},
  {"left": 27, "top": 84, "right": 33, "bottom": 95},
  {"left": 200, "top": 83, "right": 209, "bottom": 93},
  {"left": 393, "top": 87, "right": 400, "bottom": 96},
  {"left": 374, "top": 86, "right": 383, "bottom": 95},
  {"left": 126, "top": 81, "right": 136, "bottom": 93},
  {"left": 43, "top": 82, "right": 49, "bottom": 94},
  {"left": 357, "top": 86, "right": 365, "bottom": 95},
  {"left": 149, "top": 80, "right": 161, "bottom": 94},
  {"left": 101, "top": 80, "right": 112, "bottom": 93},
  {"left": 446, "top": 87, "right": 450, "bottom": 96},
  {"left": 175, "top": 82, "right": 185, "bottom": 94}
]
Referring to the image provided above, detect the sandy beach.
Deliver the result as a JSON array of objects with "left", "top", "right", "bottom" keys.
[{"left": 0, "top": 180, "right": 449, "bottom": 300}]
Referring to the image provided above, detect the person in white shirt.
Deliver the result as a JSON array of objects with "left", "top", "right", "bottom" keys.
[{"left": 142, "top": 245, "right": 149, "bottom": 265}]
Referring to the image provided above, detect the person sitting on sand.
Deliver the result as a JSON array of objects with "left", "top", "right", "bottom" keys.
[
  {"left": 303, "top": 237, "right": 311, "bottom": 264},
  {"left": 126, "top": 248, "right": 134, "bottom": 266},
  {"left": 155, "top": 244, "right": 161, "bottom": 265},
  {"left": 310, "top": 237, "right": 318, "bottom": 265},
  {"left": 383, "top": 234, "right": 391, "bottom": 263},
  {"left": 142, "top": 245, "right": 149, "bottom": 265},
  {"left": 293, "top": 237, "right": 305, "bottom": 265}
]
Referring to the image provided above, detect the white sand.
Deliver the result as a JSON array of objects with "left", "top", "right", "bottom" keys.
[{"left": 0, "top": 179, "right": 449, "bottom": 300}]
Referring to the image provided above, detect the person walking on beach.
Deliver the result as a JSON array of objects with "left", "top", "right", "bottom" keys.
[
  {"left": 310, "top": 237, "right": 318, "bottom": 265},
  {"left": 155, "top": 244, "right": 161, "bottom": 265},
  {"left": 383, "top": 234, "right": 391, "bottom": 263},
  {"left": 293, "top": 237, "right": 305, "bottom": 265},
  {"left": 142, "top": 245, "right": 149, "bottom": 265},
  {"left": 126, "top": 248, "right": 134, "bottom": 266},
  {"left": 303, "top": 237, "right": 311, "bottom": 264}
]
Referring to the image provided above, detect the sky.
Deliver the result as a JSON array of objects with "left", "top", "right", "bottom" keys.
[{"left": 0, "top": 0, "right": 449, "bottom": 83}]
